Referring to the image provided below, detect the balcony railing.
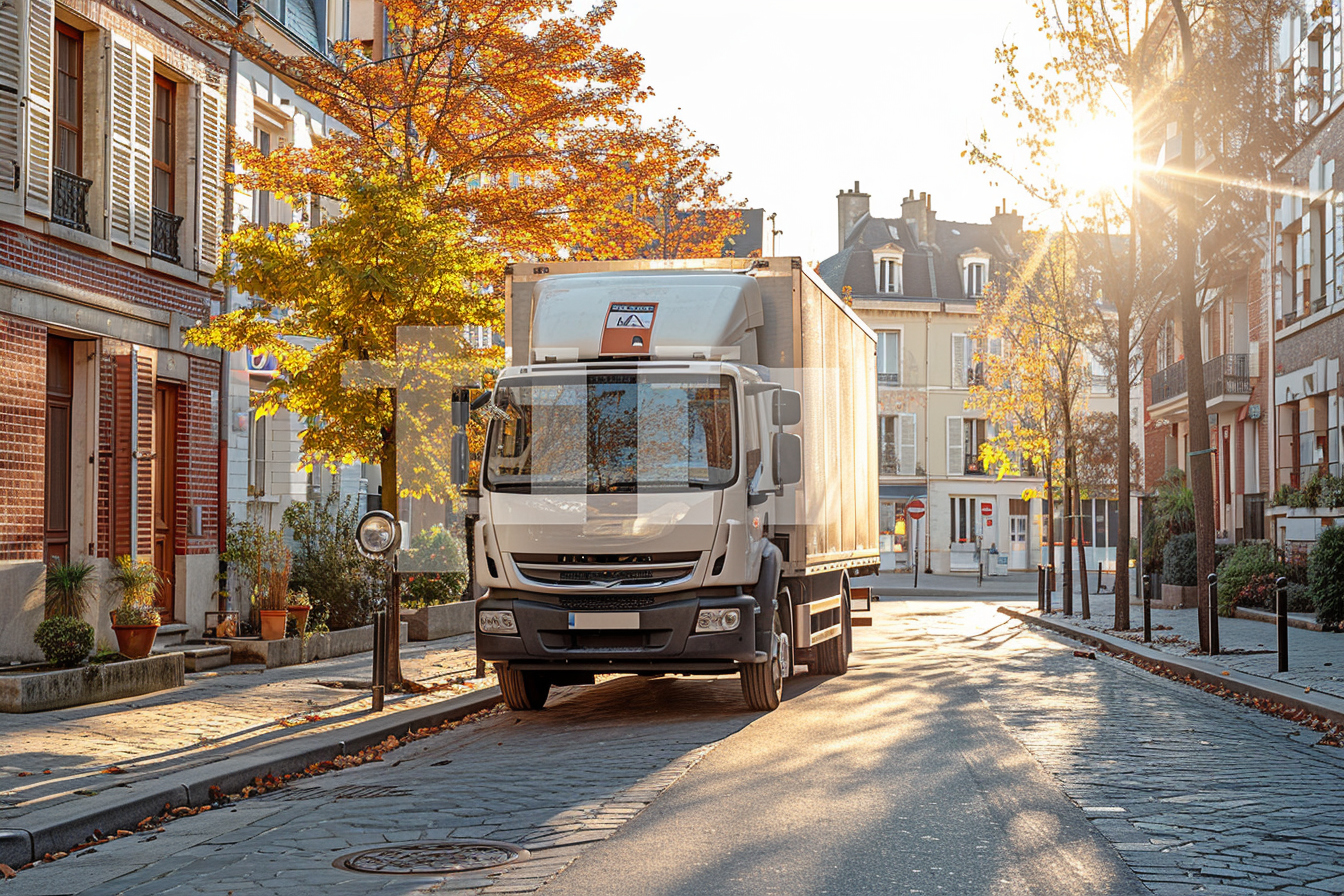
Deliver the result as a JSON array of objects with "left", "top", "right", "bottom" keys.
[
  {"left": 51, "top": 169, "right": 92, "bottom": 233},
  {"left": 877, "top": 372, "right": 901, "bottom": 386},
  {"left": 152, "top": 208, "right": 183, "bottom": 265},
  {"left": 964, "top": 455, "right": 988, "bottom": 476},
  {"left": 1150, "top": 353, "right": 1251, "bottom": 406}
]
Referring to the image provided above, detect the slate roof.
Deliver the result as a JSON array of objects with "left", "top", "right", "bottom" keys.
[{"left": 818, "top": 205, "right": 1022, "bottom": 301}]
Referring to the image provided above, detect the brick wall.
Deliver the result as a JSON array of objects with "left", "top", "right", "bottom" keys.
[
  {"left": 0, "top": 315, "right": 47, "bottom": 562},
  {"left": 0, "top": 222, "right": 213, "bottom": 318},
  {"left": 178, "top": 356, "right": 220, "bottom": 556}
]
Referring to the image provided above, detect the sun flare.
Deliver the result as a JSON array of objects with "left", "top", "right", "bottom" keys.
[{"left": 1050, "top": 106, "right": 1136, "bottom": 206}]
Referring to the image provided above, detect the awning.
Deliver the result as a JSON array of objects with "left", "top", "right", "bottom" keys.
[{"left": 879, "top": 485, "right": 926, "bottom": 499}]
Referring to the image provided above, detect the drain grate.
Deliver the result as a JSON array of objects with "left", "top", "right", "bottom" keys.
[{"left": 335, "top": 840, "right": 529, "bottom": 875}]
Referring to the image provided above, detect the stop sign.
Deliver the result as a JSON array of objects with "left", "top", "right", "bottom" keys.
[{"left": 906, "top": 498, "right": 926, "bottom": 520}]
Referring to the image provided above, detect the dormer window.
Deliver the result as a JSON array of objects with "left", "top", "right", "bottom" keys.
[
  {"left": 960, "top": 251, "right": 990, "bottom": 298},
  {"left": 873, "top": 246, "right": 903, "bottom": 295}
]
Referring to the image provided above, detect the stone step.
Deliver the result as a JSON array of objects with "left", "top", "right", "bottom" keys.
[
  {"left": 153, "top": 623, "right": 190, "bottom": 648},
  {"left": 152, "top": 640, "right": 233, "bottom": 672}
]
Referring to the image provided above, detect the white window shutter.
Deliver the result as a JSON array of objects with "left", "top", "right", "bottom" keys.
[
  {"left": 108, "top": 35, "right": 135, "bottom": 246},
  {"left": 197, "top": 82, "right": 225, "bottom": 272},
  {"left": 947, "top": 416, "right": 964, "bottom": 476},
  {"left": 23, "top": 0, "right": 55, "bottom": 215},
  {"left": 130, "top": 43, "right": 153, "bottom": 252},
  {"left": 899, "top": 413, "right": 917, "bottom": 475},
  {"left": 952, "top": 334, "right": 967, "bottom": 388},
  {"left": 0, "top": 0, "right": 20, "bottom": 191}
]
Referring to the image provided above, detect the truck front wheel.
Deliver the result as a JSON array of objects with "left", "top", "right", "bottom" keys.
[
  {"left": 496, "top": 664, "right": 551, "bottom": 711},
  {"left": 740, "top": 613, "right": 784, "bottom": 712}
]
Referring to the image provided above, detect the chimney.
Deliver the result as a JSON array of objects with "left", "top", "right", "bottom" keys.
[
  {"left": 902, "top": 190, "right": 936, "bottom": 246},
  {"left": 836, "top": 180, "right": 870, "bottom": 251},
  {"left": 991, "top": 199, "right": 1023, "bottom": 237}
]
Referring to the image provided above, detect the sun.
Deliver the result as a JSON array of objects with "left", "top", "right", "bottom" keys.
[{"left": 1050, "top": 104, "right": 1137, "bottom": 207}]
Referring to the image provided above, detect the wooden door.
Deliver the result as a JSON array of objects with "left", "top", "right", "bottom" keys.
[
  {"left": 153, "top": 383, "right": 177, "bottom": 619},
  {"left": 44, "top": 337, "right": 73, "bottom": 563}
]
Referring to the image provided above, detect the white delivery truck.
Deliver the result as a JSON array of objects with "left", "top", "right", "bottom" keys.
[{"left": 474, "top": 258, "right": 879, "bottom": 711}]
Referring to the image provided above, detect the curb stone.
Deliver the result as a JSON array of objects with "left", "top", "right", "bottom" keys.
[
  {"left": 0, "top": 686, "right": 504, "bottom": 869},
  {"left": 996, "top": 606, "right": 1344, "bottom": 729}
]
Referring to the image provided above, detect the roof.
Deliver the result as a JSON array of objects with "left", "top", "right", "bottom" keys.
[{"left": 818, "top": 207, "right": 1022, "bottom": 301}]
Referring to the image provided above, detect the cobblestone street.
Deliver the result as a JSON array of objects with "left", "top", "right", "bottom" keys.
[{"left": 3, "top": 600, "right": 1343, "bottom": 895}]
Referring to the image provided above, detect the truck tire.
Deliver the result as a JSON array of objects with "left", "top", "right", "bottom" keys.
[
  {"left": 496, "top": 663, "right": 551, "bottom": 711},
  {"left": 814, "top": 591, "right": 850, "bottom": 676},
  {"left": 740, "top": 612, "right": 784, "bottom": 711}
]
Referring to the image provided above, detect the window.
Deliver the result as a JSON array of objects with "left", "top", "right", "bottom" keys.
[
  {"left": 878, "top": 257, "right": 902, "bottom": 294},
  {"left": 878, "top": 413, "right": 916, "bottom": 476},
  {"left": 876, "top": 331, "right": 901, "bottom": 385},
  {"left": 1090, "top": 355, "right": 1112, "bottom": 394},
  {"left": 152, "top": 75, "right": 175, "bottom": 213},
  {"left": 952, "top": 334, "right": 989, "bottom": 388},
  {"left": 247, "top": 380, "right": 270, "bottom": 497},
  {"left": 54, "top": 23, "right": 82, "bottom": 176},
  {"left": 253, "top": 128, "right": 273, "bottom": 227},
  {"left": 965, "top": 261, "right": 986, "bottom": 297},
  {"left": 950, "top": 496, "right": 977, "bottom": 544}
]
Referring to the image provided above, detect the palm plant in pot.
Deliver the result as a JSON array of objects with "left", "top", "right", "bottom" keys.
[
  {"left": 109, "top": 556, "right": 162, "bottom": 659},
  {"left": 34, "top": 558, "right": 98, "bottom": 667},
  {"left": 254, "top": 532, "right": 291, "bottom": 641}
]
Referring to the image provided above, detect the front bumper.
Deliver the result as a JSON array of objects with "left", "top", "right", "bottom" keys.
[{"left": 476, "top": 588, "right": 760, "bottom": 673}]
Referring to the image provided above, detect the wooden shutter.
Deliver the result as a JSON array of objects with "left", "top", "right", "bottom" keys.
[
  {"left": 899, "top": 413, "right": 917, "bottom": 475},
  {"left": 0, "top": 0, "right": 20, "bottom": 191},
  {"left": 108, "top": 35, "right": 135, "bottom": 245},
  {"left": 947, "top": 416, "right": 964, "bottom": 476},
  {"left": 130, "top": 43, "right": 153, "bottom": 252},
  {"left": 111, "top": 353, "right": 134, "bottom": 558},
  {"left": 197, "top": 82, "right": 224, "bottom": 272},
  {"left": 951, "top": 334, "right": 967, "bottom": 388},
  {"left": 24, "top": 0, "right": 55, "bottom": 215}
]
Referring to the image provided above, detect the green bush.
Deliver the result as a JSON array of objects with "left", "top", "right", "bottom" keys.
[
  {"left": 34, "top": 616, "right": 95, "bottom": 667},
  {"left": 1323, "top": 475, "right": 1344, "bottom": 509},
  {"left": 284, "top": 492, "right": 381, "bottom": 631},
  {"left": 1271, "top": 483, "right": 1296, "bottom": 506},
  {"left": 45, "top": 558, "right": 97, "bottom": 618},
  {"left": 1308, "top": 525, "right": 1344, "bottom": 629},
  {"left": 399, "top": 525, "right": 469, "bottom": 608},
  {"left": 1163, "top": 531, "right": 1199, "bottom": 587},
  {"left": 1217, "top": 542, "right": 1277, "bottom": 616},
  {"left": 1142, "top": 468, "right": 1194, "bottom": 575}
]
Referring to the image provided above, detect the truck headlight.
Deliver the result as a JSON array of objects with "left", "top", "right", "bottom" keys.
[
  {"left": 478, "top": 610, "right": 518, "bottom": 634},
  {"left": 696, "top": 608, "right": 741, "bottom": 633}
]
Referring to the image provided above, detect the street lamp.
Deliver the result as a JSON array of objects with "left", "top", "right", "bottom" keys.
[{"left": 356, "top": 510, "right": 400, "bottom": 559}]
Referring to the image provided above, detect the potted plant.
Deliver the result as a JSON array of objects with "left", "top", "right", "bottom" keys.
[
  {"left": 109, "top": 556, "right": 162, "bottom": 659},
  {"left": 35, "top": 558, "right": 98, "bottom": 667},
  {"left": 286, "top": 587, "right": 312, "bottom": 637},
  {"left": 254, "top": 533, "right": 291, "bottom": 641}
]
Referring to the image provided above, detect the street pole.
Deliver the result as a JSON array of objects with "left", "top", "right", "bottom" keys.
[
  {"left": 1207, "top": 573, "right": 1219, "bottom": 656},
  {"left": 1143, "top": 574, "right": 1151, "bottom": 642},
  {"left": 1276, "top": 576, "right": 1289, "bottom": 672}
]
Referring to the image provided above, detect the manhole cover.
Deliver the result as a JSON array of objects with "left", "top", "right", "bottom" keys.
[{"left": 335, "top": 840, "right": 529, "bottom": 875}]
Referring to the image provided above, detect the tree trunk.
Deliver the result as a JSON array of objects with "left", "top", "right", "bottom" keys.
[
  {"left": 1172, "top": 1, "right": 1215, "bottom": 651},
  {"left": 1073, "top": 446, "right": 1090, "bottom": 620},
  {"left": 380, "top": 394, "right": 405, "bottom": 687},
  {"left": 1062, "top": 416, "right": 1074, "bottom": 615},
  {"left": 1115, "top": 301, "right": 1132, "bottom": 630}
]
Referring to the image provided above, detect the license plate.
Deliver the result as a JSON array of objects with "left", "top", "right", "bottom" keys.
[{"left": 567, "top": 612, "right": 641, "bottom": 630}]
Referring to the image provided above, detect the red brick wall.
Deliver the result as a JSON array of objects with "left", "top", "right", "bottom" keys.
[
  {"left": 178, "top": 356, "right": 220, "bottom": 556},
  {"left": 0, "top": 314, "right": 47, "bottom": 562},
  {"left": 0, "top": 222, "right": 213, "bottom": 318}
]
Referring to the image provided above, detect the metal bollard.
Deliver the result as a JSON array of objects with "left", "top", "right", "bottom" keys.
[
  {"left": 372, "top": 609, "right": 386, "bottom": 712},
  {"left": 1097, "top": 561, "right": 1104, "bottom": 593},
  {"left": 1142, "top": 574, "right": 1152, "bottom": 643},
  {"left": 1276, "top": 576, "right": 1289, "bottom": 673},
  {"left": 1045, "top": 565, "right": 1053, "bottom": 613},
  {"left": 1207, "top": 573, "right": 1219, "bottom": 656},
  {"left": 1037, "top": 564, "right": 1045, "bottom": 612}
]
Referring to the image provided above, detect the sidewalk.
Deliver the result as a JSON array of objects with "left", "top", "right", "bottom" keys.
[
  {"left": 1000, "top": 600, "right": 1344, "bottom": 727},
  {"left": 867, "top": 568, "right": 1041, "bottom": 598},
  {"left": 0, "top": 634, "right": 502, "bottom": 868}
]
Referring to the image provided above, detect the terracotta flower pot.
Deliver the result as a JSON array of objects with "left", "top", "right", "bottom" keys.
[
  {"left": 287, "top": 604, "right": 311, "bottom": 637},
  {"left": 259, "top": 609, "right": 289, "bottom": 641},
  {"left": 110, "top": 623, "right": 159, "bottom": 659}
]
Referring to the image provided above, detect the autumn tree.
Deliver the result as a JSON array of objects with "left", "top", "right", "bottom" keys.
[
  {"left": 574, "top": 116, "right": 746, "bottom": 259},
  {"left": 972, "top": 230, "right": 1105, "bottom": 615}
]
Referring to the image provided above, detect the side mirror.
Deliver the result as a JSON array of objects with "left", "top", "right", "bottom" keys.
[
  {"left": 772, "top": 389, "right": 802, "bottom": 427},
  {"left": 773, "top": 432, "right": 802, "bottom": 486}
]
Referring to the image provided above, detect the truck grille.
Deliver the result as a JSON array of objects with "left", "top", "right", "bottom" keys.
[
  {"left": 511, "top": 554, "right": 699, "bottom": 590},
  {"left": 558, "top": 596, "right": 656, "bottom": 611}
]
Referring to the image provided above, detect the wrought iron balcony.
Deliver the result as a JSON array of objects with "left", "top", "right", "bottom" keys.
[
  {"left": 1150, "top": 358, "right": 1186, "bottom": 405},
  {"left": 51, "top": 169, "right": 92, "bottom": 233},
  {"left": 1149, "top": 353, "right": 1251, "bottom": 411},
  {"left": 152, "top": 208, "right": 183, "bottom": 265},
  {"left": 877, "top": 372, "right": 901, "bottom": 386}
]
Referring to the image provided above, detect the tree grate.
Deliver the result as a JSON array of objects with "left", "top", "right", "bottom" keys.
[{"left": 335, "top": 840, "right": 529, "bottom": 874}]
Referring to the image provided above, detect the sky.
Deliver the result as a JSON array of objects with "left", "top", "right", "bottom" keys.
[{"left": 602, "top": 0, "right": 1132, "bottom": 265}]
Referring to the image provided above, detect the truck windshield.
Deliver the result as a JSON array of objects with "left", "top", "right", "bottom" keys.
[{"left": 485, "top": 373, "right": 737, "bottom": 493}]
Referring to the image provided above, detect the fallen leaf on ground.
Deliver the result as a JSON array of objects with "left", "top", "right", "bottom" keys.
[{"left": 0, "top": 864, "right": 15, "bottom": 879}]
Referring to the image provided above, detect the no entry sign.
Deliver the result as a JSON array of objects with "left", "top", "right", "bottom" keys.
[
  {"left": 981, "top": 501, "right": 994, "bottom": 517},
  {"left": 906, "top": 498, "right": 926, "bottom": 520}
]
